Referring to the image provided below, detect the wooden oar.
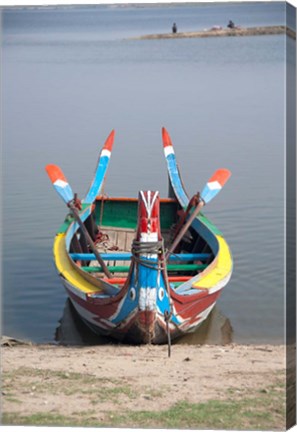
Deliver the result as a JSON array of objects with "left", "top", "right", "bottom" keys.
[
  {"left": 45, "top": 164, "right": 113, "bottom": 279},
  {"left": 162, "top": 127, "right": 189, "bottom": 207},
  {"left": 83, "top": 130, "right": 115, "bottom": 204},
  {"left": 166, "top": 168, "right": 231, "bottom": 259}
]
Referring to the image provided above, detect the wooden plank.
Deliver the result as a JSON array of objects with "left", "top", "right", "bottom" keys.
[
  {"left": 103, "top": 276, "right": 192, "bottom": 284},
  {"left": 117, "top": 230, "right": 127, "bottom": 251},
  {"left": 116, "top": 230, "right": 128, "bottom": 270},
  {"left": 98, "top": 229, "right": 118, "bottom": 266},
  {"left": 70, "top": 252, "right": 211, "bottom": 261},
  {"left": 126, "top": 231, "right": 135, "bottom": 250},
  {"left": 167, "top": 263, "right": 207, "bottom": 271},
  {"left": 82, "top": 265, "right": 130, "bottom": 273},
  {"left": 82, "top": 263, "right": 207, "bottom": 273}
]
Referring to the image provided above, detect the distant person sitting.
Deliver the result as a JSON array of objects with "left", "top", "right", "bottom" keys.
[
  {"left": 172, "top": 23, "right": 177, "bottom": 34},
  {"left": 227, "top": 20, "right": 235, "bottom": 29}
]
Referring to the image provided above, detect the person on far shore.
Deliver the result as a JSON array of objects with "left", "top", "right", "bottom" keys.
[
  {"left": 227, "top": 20, "right": 235, "bottom": 29},
  {"left": 172, "top": 23, "right": 177, "bottom": 34}
]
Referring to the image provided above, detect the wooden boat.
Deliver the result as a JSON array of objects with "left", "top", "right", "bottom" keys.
[{"left": 46, "top": 128, "right": 232, "bottom": 346}]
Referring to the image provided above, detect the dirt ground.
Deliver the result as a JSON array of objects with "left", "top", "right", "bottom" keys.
[{"left": 1, "top": 336, "right": 287, "bottom": 429}]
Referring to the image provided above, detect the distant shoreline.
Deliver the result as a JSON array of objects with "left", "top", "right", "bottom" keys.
[{"left": 131, "top": 25, "right": 296, "bottom": 40}]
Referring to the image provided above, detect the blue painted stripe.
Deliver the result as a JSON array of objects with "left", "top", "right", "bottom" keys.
[
  {"left": 109, "top": 270, "right": 138, "bottom": 324},
  {"left": 166, "top": 154, "right": 189, "bottom": 207},
  {"left": 84, "top": 155, "right": 109, "bottom": 204},
  {"left": 201, "top": 184, "right": 221, "bottom": 204},
  {"left": 69, "top": 252, "right": 211, "bottom": 261},
  {"left": 169, "top": 253, "right": 211, "bottom": 261},
  {"left": 70, "top": 252, "right": 131, "bottom": 261},
  {"left": 54, "top": 183, "right": 74, "bottom": 204}
]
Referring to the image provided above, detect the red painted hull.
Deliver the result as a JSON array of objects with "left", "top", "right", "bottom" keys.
[{"left": 63, "top": 277, "right": 223, "bottom": 344}]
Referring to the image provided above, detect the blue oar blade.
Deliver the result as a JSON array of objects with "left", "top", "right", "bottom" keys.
[
  {"left": 45, "top": 164, "right": 74, "bottom": 204},
  {"left": 162, "top": 127, "right": 189, "bottom": 208},
  {"left": 84, "top": 130, "right": 115, "bottom": 204},
  {"left": 200, "top": 169, "right": 231, "bottom": 204}
]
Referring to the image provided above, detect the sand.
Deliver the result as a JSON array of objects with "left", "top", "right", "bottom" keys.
[{"left": 1, "top": 336, "right": 287, "bottom": 427}]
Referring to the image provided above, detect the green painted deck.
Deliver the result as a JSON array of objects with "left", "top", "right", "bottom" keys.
[
  {"left": 94, "top": 198, "right": 179, "bottom": 230},
  {"left": 81, "top": 263, "right": 207, "bottom": 273}
]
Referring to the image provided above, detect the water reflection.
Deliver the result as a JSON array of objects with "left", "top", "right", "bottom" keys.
[
  {"left": 55, "top": 299, "right": 233, "bottom": 346},
  {"left": 55, "top": 299, "right": 109, "bottom": 346},
  {"left": 176, "top": 307, "right": 233, "bottom": 345}
]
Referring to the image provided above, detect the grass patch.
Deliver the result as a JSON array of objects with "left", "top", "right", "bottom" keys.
[
  {"left": 3, "top": 367, "right": 95, "bottom": 382},
  {"left": 2, "top": 412, "right": 84, "bottom": 427},
  {"left": 2, "top": 369, "right": 285, "bottom": 430},
  {"left": 2, "top": 389, "right": 285, "bottom": 430},
  {"left": 3, "top": 366, "right": 138, "bottom": 412},
  {"left": 4, "top": 397, "right": 22, "bottom": 404},
  {"left": 3, "top": 367, "right": 128, "bottom": 399},
  {"left": 90, "top": 385, "right": 136, "bottom": 404},
  {"left": 106, "top": 394, "right": 285, "bottom": 430}
]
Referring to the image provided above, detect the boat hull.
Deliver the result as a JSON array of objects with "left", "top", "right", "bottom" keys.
[{"left": 62, "top": 273, "right": 224, "bottom": 344}]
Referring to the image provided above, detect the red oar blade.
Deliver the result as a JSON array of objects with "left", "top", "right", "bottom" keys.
[
  {"left": 201, "top": 169, "right": 231, "bottom": 204},
  {"left": 162, "top": 127, "right": 173, "bottom": 149},
  {"left": 45, "top": 164, "right": 74, "bottom": 204},
  {"left": 102, "top": 129, "right": 115, "bottom": 153}
]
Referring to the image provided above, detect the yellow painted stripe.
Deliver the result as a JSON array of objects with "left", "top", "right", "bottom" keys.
[
  {"left": 192, "top": 235, "right": 232, "bottom": 289},
  {"left": 54, "top": 231, "right": 232, "bottom": 294},
  {"left": 53, "top": 234, "right": 100, "bottom": 294}
]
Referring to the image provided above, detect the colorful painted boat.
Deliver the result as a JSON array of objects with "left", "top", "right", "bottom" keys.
[{"left": 46, "top": 128, "right": 233, "bottom": 346}]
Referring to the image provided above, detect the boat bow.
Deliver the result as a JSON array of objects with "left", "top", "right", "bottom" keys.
[{"left": 126, "top": 191, "right": 171, "bottom": 343}]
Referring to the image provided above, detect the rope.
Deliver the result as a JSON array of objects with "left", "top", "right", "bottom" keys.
[
  {"left": 131, "top": 239, "right": 164, "bottom": 270},
  {"left": 132, "top": 240, "right": 163, "bottom": 256}
]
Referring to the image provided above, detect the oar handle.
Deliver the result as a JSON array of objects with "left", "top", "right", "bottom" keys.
[{"left": 69, "top": 203, "right": 113, "bottom": 279}]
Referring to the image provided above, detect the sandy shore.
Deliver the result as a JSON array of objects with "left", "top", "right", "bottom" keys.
[
  {"left": 131, "top": 25, "right": 295, "bottom": 40},
  {"left": 1, "top": 337, "right": 289, "bottom": 429}
]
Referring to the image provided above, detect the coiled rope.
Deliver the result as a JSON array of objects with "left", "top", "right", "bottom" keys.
[{"left": 131, "top": 239, "right": 164, "bottom": 270}]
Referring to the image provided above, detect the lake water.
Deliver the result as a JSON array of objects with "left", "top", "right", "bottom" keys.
[{"left": 1, "top": 2, "right": 294, "bottom": 344}]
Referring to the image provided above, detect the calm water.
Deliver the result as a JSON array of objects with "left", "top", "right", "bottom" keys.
[{"left": 1, "top": 2, "right": 293, "bottom": 344}]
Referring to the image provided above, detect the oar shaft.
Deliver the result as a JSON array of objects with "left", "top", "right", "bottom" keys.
[
  {"left": 69, "top": 203, "right": 113, "bottom": 279},
  {"left": 166, "top": 200, "right": 204, "bottom": 259}
]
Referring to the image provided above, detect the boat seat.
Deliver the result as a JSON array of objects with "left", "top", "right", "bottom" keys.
[
  {"left": 70, "top": 252, "right": 211, "bottom": 261},
  {"left": 81, "top": 263, "right": 207, "bottom": 273},
  {"left": 100, "top": 276, "right": 192, "bottom": 285}
]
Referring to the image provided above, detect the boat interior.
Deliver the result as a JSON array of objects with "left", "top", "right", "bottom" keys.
[{"left": 69, "top": 196, "right": 215, "bottom": 289}]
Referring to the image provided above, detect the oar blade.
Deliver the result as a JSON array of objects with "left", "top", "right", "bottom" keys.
[
  {"left": 84, "top": 129, "right": 115, "bottom": 204},
  {"left": 201, "top": 169, "right": 231, "bottom": 204},
  {"left": 162, "top": 127, "right": 173, "bottom": 150},
  {"left": 45, "top": 164, "right": 74, "bottom": 204},
  {"left": 103, "top": 129, "right": 115, "bottom": 152},
  {"left": 162, "top": 127, "right": 189, "bottom": 207}
]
